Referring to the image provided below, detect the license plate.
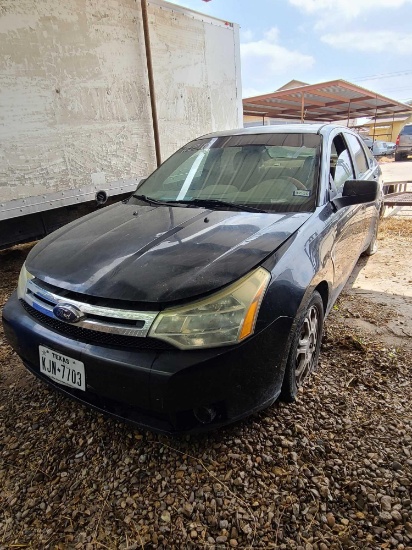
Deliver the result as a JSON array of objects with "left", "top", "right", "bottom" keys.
[{"left": 39, "top": 345, "right": 86, "bottom": 391}]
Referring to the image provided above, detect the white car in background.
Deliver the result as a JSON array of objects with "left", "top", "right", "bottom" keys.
[
  {"left": 372, "top": 141, "right": 389, "bottom": 156},
  {"left": 385, "top": 142, "right": 396, "bottom": 155},
  {"left": 361, "top": 137, "right": 392, "bottom": 156}
]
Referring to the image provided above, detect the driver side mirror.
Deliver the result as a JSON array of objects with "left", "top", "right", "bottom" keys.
[{"left": 332, "top": 179, "right": 379, "bottom": 210}]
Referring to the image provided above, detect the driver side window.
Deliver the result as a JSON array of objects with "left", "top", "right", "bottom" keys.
[{"left": 330, "top": 134, "right": 355, "bottom": 192}]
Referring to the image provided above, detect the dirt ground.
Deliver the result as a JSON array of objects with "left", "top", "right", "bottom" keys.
[
  {"left": 0, "top": 218, "right": 411, "bottom": 549},
  {"left": 343, "top": 218, "right": 412, "bottom": 347}
]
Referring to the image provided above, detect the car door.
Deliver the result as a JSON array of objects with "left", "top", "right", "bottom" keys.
[
  {"left": 327, "top": 132, "right": 368, "bottom": 295},
  {"left": 344, "top": 131, "right": 381, "bottom": 251}
]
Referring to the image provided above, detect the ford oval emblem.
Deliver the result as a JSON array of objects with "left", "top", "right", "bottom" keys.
[{"left": 53, "top": 303, "right": 84, "bottom": 323}]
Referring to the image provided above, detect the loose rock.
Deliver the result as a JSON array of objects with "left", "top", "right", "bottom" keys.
[{"left": 1, "top": 224, "right": 411, "bottom": 549}]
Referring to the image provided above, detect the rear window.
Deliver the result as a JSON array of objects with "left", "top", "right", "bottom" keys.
[{"left": 401, "top": 125, "right": 412, "bottom": 135}]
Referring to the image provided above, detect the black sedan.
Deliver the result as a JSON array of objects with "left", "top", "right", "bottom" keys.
[{"left": 2, "top": 124, "right": 381, "bottom": 433}]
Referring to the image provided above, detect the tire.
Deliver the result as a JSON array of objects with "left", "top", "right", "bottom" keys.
[
  {"left": 280, "top": 291, "right": 324, "bottom": 402},
  {"left": 363, "top": 217, "right": 379, "bottom": 256},
  {"left": 394, "top": 153, "right": 402, "bottom": 162}
]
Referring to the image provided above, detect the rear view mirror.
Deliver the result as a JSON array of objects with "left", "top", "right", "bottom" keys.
[{"left": 332, "top": 179, "right": 379, "bottom": 210}]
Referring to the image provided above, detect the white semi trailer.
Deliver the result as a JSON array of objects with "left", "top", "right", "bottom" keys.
[{"left": 0, "top": 0, "right": 242, "bottom": 249}]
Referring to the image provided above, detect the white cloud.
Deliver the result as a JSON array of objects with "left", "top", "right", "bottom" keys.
[
  {"left": 288, "top": 0, "right": 412, "bottom": 27},
  {"left": 240, "top": 27, "right": 314, "bottom": 76},
  {"left": 289, "top": 0, "right": 412, "bottom": 17},
  {"left": 322, "top": 31, "right": 412, "bottom": 54}
]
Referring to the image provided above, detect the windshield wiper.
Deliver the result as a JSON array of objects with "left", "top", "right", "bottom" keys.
[
  {"left": 175, "top": 198, "right": 267, "bottom": 213},
  {"left": 132, "top": 195, "right": 267, "bottom": 213},
  {"left": 131, "top": 194, "right": 177, "bottom": 207}
]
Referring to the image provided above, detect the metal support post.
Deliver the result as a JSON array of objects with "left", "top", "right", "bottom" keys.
[{"left": 141, "top": 0, "right": 162, "bottom": 167}]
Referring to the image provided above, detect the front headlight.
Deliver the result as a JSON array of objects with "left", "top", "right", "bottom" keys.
[
  {"left": 17, "top": 263, "right": 34, "bottom": 299},
  {"left": 149, "top": 267, "right": 270, "bottom": 349}
]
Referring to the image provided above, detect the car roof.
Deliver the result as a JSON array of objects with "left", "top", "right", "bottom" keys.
[{"left": 197, "top": 123, "right": 341, "bottom": 140}]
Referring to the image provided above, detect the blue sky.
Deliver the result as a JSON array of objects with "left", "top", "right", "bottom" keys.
[{"left": 173, "top": 0, "right": 412, "bottom": 104}]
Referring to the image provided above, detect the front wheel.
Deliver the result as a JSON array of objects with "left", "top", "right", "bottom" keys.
[
  {"left": 280, "top": 291, "right": 324, "bottom": 402},
  {"left": 363, "top": 217, "right": 379, "bottom": 256}
]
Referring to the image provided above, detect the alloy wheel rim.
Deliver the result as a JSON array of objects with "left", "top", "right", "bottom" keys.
[{"left": 295, "top": 305, "right": 319, "bottom": 386}]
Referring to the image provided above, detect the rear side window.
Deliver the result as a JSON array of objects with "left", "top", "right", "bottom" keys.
[
  {"left": 363, "top": 143, "right": 374, "bottom": 164},
  {"left": 334, "top": 150, "right": 353, "bottom": 190},
  {"left": 330, "top": 134, "right": 354, "bottom": 191},
  {"left": 401, "top": 125, "right": 412, "bottom": 135},
  {"left": 345, "top": 133, "right": 369, "bottom": 177}
]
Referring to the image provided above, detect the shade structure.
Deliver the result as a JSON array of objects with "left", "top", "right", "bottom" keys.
[{"left": 243, "top": 80, "right": 412, "bottom": 123}]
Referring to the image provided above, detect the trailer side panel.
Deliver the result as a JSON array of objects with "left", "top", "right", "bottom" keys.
[{"left": 0, "top": 0, "right": 241, "bottom": 245}]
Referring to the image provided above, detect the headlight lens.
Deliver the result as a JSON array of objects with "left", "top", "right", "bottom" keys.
[
  {"left": 17, "top": 263, "right": 34, "bottom": 299},
  {"left": 149, "top": 267, "right": 270, "bottom": 349}
]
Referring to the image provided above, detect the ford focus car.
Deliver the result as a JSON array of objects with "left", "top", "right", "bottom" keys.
[{"left": 3, "top": 124, "right": 381, "bottom": 433}]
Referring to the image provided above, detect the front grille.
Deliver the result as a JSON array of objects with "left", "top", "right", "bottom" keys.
[
  {"left": 25, "top": 278, "right": 157, "bottom": 338},
  {"left": 20, "top": 300, "right": 175, "bottom": 351},
  {"left": 33, "top": 278, "right": 157, "bottom": 311}
]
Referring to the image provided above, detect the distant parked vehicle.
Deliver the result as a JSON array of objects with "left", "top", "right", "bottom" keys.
[
  {"left": 385, "top": 142, "right": 396, "bottom": 155},
  {"left": 395, "top": 124, "right": 412, "bottom": 161},
  {"left": 372, "top": 141, "right": 389, "bottom": 156},
  {"left": 361, "top": 137, "right": 374, "bottom": 150},
  {"left": 361, "top": 137, "right": 390, "bottom": 156}
]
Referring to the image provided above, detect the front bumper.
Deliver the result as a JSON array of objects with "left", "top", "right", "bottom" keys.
[{"left": 2, "top": 293, "right": 293, "bottom": 434}]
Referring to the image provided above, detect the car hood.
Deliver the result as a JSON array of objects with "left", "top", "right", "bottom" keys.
[{"left": 26, "top": 203, "right": 310, "bottom": 304}]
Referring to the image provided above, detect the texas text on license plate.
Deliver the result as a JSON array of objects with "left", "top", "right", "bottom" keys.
[{"left": 39, "top": 345, "right": 86, "bottom": 391}]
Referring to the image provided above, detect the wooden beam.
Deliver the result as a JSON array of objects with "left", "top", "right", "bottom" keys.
[
  {"left": 244, "top": 103, "right": 346, "bottom": 119},
  {"left": 325, "top": 96, "right": 371, "bottom": 108},
  {"left": 243, "top": 79, "right": 412, "bottom": 111},
  {"left": 301, "top": 92, "right": 305, "bottom": 122},
  {"left": 249, "top": 96, "right": 326, "bottom": 107}
]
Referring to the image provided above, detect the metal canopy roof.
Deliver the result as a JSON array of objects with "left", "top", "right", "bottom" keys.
[{"left": 243, "top": 80, "right": 412, "bottom": 122}]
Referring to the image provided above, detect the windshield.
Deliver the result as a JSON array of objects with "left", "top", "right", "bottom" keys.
[{"left": 132, "top": 133, "right": 321, "bottom": 213}]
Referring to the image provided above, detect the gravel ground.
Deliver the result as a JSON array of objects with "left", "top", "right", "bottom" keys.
[{"left": 1, "top": 221, "right": 411, "bottom": 550}]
